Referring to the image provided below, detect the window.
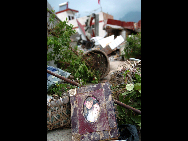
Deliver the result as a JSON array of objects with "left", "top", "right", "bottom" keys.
[
  {"left": 72, "top": 16, "right": 74, "bottom": 20},
  {"left": 68, "top": 16, "right": 71, "bottom": 20}
]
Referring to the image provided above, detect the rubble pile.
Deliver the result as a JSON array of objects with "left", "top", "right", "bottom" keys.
[
  {"left": 109, "top": 59, "right": 141, "bottom": 101},
  {"left": 47, "top": 94, "right": 71, "bottom": 130}
]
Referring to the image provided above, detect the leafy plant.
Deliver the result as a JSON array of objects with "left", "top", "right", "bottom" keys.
[
  {"left": 124, "top": 32, "right": 141, "bottom": 59},
  {"left": 47, "top": 9, "right": 76, "bottom": 65},
  {"left": 47, "top": 9, "right": 100, "bottom": 85},
  {"left": 49, "top": 83, "right": 77, "bottom": 97},
  {"left": 116, "top": 70, "right": 141, "bottom": 130}
]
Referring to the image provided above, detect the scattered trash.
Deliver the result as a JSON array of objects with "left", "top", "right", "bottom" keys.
[
  {"left": 47, "top": 95, "right": 71, "bottom": 130},
  {"left": 108, "top": 55, "right": 115, "bottom": 61},
  {"left": 90, "top": 36, "right": 104, "bottom": 45},
  {"left": 47, "top": 65, "right": 71, "bottom": 91},
  {"left": 109, "top": 60, "right": 141, "bottom": 100},
  {"left": 47, "top": 69, "right": 80, "bottom": 87},
  {"left": 129, "top": 58, "right": 135, "bottom": 61},
  {"left": 47, "top": 95, "right": 53, "bottom": 103}
]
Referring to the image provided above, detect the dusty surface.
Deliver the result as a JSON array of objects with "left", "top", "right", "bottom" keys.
[
  {"left": 47, "top": 128, "right": 72, "bottom": 141},
  {"left": 47, "top": 61, "right": 126, "bottom": 141}
]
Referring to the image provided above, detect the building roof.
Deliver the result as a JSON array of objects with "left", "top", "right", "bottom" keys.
[
  {"left": 56, "top": 8, "right": 79, "bottom": 14},
  {"left": 104, "top": 19, "right": 135, "bottom": 31}
]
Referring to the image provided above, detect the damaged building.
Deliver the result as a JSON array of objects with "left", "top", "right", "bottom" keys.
[
  {"left": 48, "top": 1, "right": 141, "bottom": 64},
  {"left": 55, "top": 2, "right": 114, "bottom": 38},
  {"left": 55, "top": 2, "right": 141, "bottom": 39},
  {"left": 55, "top": 2, "right": 141, "bottom": 47}
]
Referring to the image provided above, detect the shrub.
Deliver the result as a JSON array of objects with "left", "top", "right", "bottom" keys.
[
  {"left": 110, "top": 65, "right": 141, "bottom": 130},
  {"left": 117, "top": 69, "right": 141, "bottom": 129},
  {"left": 124, "top": 32, "right": 141, "bottom": 59},
  {"left": 47, "top": 9, "right": 100, "bottom": 87}
]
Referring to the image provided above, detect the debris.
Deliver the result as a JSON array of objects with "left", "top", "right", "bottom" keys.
[
  {"left": 70, "top": 32, "right": 80, "bottom": 42},
  {"left": 108, "top": 53, "right": 121, "bottom": 61},
  {"left": 98, "top": 35, "right": 114, "bottom": 48},
  {"left": 47, "top": 65, "right": 71, "bottom": 91},
  {"left": 47, "top": 69, "right": 80, "bottom": 87},
  {"left": 101, "top": 45, "right": 113, "bottom": 55},
  {"left": 47, "top": 95, "right": 71, "bottom": 130},
  {"left": 109, "top": 35, "right": 124, "bottom": 50},
  {"left": 47, "top": 95, "right": 53, "bottom": 103},
  {"left": 75, "top": 13, "right": 98, "bottom": 50},
  {"left": 90, "top": 36, "right": 104, "bottom": 45},
  {"left": 109, "top": 60, "right": 141, "bottom": 100},
  {"left": 108, "top": 55, "right": 116, "bottom": 61},
  {"left": 92, "top": 34, "right": 124, "bottom": 59},
  {"left": 83, "top": 49, "right": 110, "bottom": 79}
]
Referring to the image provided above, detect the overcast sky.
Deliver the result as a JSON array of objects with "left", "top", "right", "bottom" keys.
[{"left": 47, "top": 0, "right": 141, "bottom": 20}]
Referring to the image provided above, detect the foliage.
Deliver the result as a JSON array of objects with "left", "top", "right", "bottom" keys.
[
  {"left": 74, "top": 63, "right": 99, "bottom": 85},
  {"left": 47, "top": 9, "right": 76, "bottom": 64},
  {"left": 124, "top": 32, "right": 141, "bottom": 59},
  {"left": 111, "top": 67, "right": 141, "bottom": 130},
  {"left": 117, "top": 69, "right": 141, "bottom": 129},
  {"left": 47, "top": 9, "right": 100, "bottom": 86},
  {"left": 48, "top": 82, "right": 77, "bottom": 97}
]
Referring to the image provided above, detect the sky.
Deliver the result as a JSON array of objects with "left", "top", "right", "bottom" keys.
[{"left": 47, "top": 0, "right": 141, "bottom": 20}]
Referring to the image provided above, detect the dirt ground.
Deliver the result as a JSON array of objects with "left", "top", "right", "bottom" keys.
[{"left": 47, "top": 60, "right": 127, "bottom": 141}]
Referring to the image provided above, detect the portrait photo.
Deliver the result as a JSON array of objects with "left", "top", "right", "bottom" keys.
[{"left": 83, "top": 96, "right": 100, "bottom": 122}]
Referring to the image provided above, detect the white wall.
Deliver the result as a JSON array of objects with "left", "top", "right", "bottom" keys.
[
  {"left": 57, "top": 11, "right": 107, "bottom": 38},
  {"left": 67, "top": 12, "right": 104, "bottom": 28},
  {"left": 98, "top": 12, "right": 104, "bottom": 21},
  {"left": 67, "top": 11, "right": 76, "bottom": 19},
  {"left": 67, "top": 15, "right": 88, "bottom": 28},
  {"left": 99, "top": 22, "right": 107, "bottom": 37},
  {"left": 121, "top": 30, "right": 126, "bottom": 40},
  {"left": 56, "top": 12, "right": 68, "bottom": 22},
  {"left": 68, "top": 19, "right": 77, "bottom": 27}
]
